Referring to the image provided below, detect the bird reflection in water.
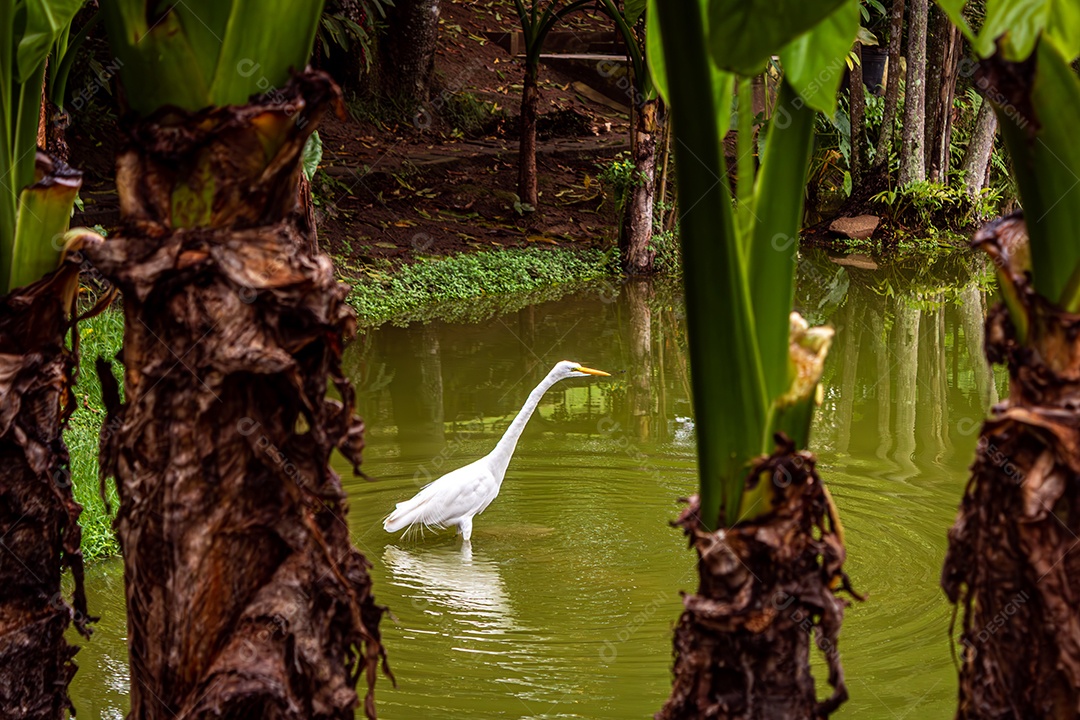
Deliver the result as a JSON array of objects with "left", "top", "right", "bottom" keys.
[{"left": 382, "top": 544, "right": 516, "bottom": 632}]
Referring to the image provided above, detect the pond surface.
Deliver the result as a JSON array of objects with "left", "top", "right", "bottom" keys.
[{"left": 69, "top": 248, "right": 1003, "bottom": 719}]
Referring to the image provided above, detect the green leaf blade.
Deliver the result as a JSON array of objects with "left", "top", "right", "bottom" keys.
[
  {"left": 657, "top": 0, "right": 768, "bottom": 529},
  {"left": 779, "top": 0, "right": 860, "bottom": 114},
  {"left": 706, "top": 0, "right": 847, "bottom": 74}
]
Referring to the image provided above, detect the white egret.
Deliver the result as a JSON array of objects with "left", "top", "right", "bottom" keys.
[{"left": 383, "top": 360, "right": 610, "bottom": 542}]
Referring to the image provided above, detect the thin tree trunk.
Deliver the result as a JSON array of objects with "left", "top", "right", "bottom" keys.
[
  {"left": 0, "top": 255, "right": 92, "bottom": 720},
  {"left": 517, "top": 68, "right": 540, "bottom": 207},
  {"left": 925, "top": 8, "right": 961, "bottom": 181},
  {"left": 899, "top": 0, "right": 928, "bottom": 186},
  {"left": 893, "top": 300, "right": 920, "bottom": 477},
  {"left": 377, "top": 0, "right": 440, "bottom": 104},
  {"left": 657, "top": 439, "right": 857, "bottom": 720},
  {"left": 960, "top": 99, "right": 998, "bottom": 199},
  {"left": 656, "top": 121, "right": 672, "bottom": 231},
  {"left": 85, "top": 72, "right": 388, "bottom": 720},
  {"left": 872, "top": 0, "right": 905, "bottom": 174},
  {"left": 626, "top": 279, "right": 653, "bottom": 440},
  {"left": 620, "top": 99, "right": 660, "bottom": 274},
  {"left": 943, "top": 214, "right": 1080, "bottom": 718},
  {"left": 849, "top": 45, "right": 866, "bottom": 186},
  {"left": 836, "top": 300, "right": 861, "bottom": 455},
  {"left": 871, "top": 297, "right": 892, "bottom": 461},
  {"left": 959, "top": 282, "right": 995, "bottom": 409}
]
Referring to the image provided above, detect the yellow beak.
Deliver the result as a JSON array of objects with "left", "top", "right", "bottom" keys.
[{"left": 575, "top": 366, "right": 611, "bottom": 377}]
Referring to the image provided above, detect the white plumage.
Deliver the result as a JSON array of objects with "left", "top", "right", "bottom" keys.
[{"left": 384, "top": 360, "right": 609, "bottom": 543}]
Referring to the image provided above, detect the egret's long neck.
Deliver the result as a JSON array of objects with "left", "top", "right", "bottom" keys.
[{"left": 488, "top": 369, "right": 562, "bottom": 479}]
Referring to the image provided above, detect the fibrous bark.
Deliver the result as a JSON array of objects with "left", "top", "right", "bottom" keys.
[
  {"left": 899, "top": 0, "right": 928, "bottom": 186},
  {"left": 86, "top": 71, "right": 388, "bottom": 720},
  {"left": 657, "top": 437, "right": 857, "bottom": 720},
  {"left": 620, "top": 99, "right": 661, "bottom": 274},
  {"left": 517, "top": 68, "right": 540, "bottom": 208},
  {"left": 0, "top": 256, "right": 92, "bottom": 720},
  {"left": 943, "top": 213, "right": 1080, "bottom": 719}
]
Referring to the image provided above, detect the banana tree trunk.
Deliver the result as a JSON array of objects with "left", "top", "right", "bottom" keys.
[
  {"left": 657, "top": 439, "right": 856, "bottom": 720},
  {"left": 0, "top": 257, "right": 91, "bottom": 720},
  {"left": 518, "top": 68, "right": 540, "bottom": 208},
  {"left": 943, "top": 214, "right": 1080, "bottom": 718},
  {"left": 85, "top": 71, "right": 388, "bottom": 719},
  {"left": 619, "top": 99, "right": 660, "bottom": 275}
]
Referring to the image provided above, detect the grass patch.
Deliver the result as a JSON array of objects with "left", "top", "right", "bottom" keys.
[
  {"left": 68, "top": 309, "right": 124, "bottom": 561},
  {"left": 345, "top": 246, "right": 613, "bottom": 326}
]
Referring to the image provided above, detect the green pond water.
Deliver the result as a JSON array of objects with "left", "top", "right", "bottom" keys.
[{"left": 68, "top": 248, "right": 1004, "bottom": 719}]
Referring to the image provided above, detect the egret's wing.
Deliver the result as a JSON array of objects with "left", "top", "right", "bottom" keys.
[{"left": 384, "top": 459, "right": 497, "bottom": 533}]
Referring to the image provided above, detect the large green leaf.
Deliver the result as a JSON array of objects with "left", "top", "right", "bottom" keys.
[
  {"left": 998, "top": 39, "right": 1080, "bottom": 308},
  {"left": 645, "top": 0, "right": 667, "bottom": 101},
  {"left": 779, "top": 0, "right": 860, "bottom": 114},
  {"left": 977, "top": 0, "right": 1049, "bottom": 60},
  {"left": 625, "top": 0, "right": 646, "bottom": 25},
  {"left": 749, "top": 79, "right": 816, "bottom": 402},
  {"left": 658, "top": 0, "right": 769, "bottom": 529},
  {"left": 15, "top": 0, "right": 84, "bottom": 83},
  {"left": 101, "top": 0, "right": 326, "bottom": 115},
  {"left": 1048, "top": 0, "right": 1080, "bottom": 59},
  {"left": 101, "top": 0, "right": 212, "bottom": 114},
  {"left": 706, "top": 0, "right": 847, "bottom": 74},
  {"left": 210, "top": 0, "right": 325, "bottom": 106}
]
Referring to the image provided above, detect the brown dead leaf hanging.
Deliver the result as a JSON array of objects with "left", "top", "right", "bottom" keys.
[{"left": 0, "top": 255, "right": 93, "bottom": 720}]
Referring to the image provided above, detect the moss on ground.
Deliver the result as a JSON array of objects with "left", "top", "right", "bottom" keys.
[
  {"left": 344, "top": 246, "right": 613, "bottom": 326},
  {"left": 67, "top": 309, "right": 124, "bottom": 560}
]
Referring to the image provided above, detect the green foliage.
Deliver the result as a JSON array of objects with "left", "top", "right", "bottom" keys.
[
  {"left": 655, "top": 0, "right": 851, "bottom": 528},
  {"left": 301, "top": 131, "right": 323, "bottom": 181},
  {"left": 649, "top": 200, "right": 681, "bottom": 274},
  {"left": 442, "top": 91, "right": 504, "bottom": 137},
  {"left": 596, "top": 151, "right": 640, "bottom": 214},
  {"left": 779, "top": 0, "right": 861, "bottom": 113},
  {"left": 513, "top": 0, "right": 596, "bottom": 71},
  {"left": 0, "top": 0, "right": 87, "bottom": 294},
  {"left": 100, "top": 0, "right": 326, "bottom": 116},
  {"left": 870, "top": 180, "right": 1001, "bottom": 233},
  {"left": 345, "top": 247, "right": 609, "bottom": 325},
  {"left": 950, "top": 0, "right": 1080, "bottom": 308},
  {"left": 66, "top": 307, "right": 124, "bottom": 560},
  {"left": 706, "top": 0, "right": 848, "bottom": 74},
  {"left": 317, "top": 0, "right": 391, "bottom": 73}
]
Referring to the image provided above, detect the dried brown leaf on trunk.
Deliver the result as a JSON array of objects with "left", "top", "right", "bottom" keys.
[
  {"left": 657, "top": 437, "right": 858, "bottom": 720},
  {"left": 943, "top": 213, "right": 1080, "bottom": 718},
  {"left": 0, "top": 255, "right": 93, "bottom": 720},
  {"left": 86, "top": 71, "right": 389, "bottom": 720}
]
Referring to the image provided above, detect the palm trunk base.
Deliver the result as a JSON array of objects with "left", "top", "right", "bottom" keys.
[
  {"left": 943, "top": 215, "right": 1080, "bottom": 718},
  {"left": 0, "top": 259, "right": 92, "bottom": 720},
  {"left": 86, "top": 71, "right": 389, "bottom": 720},
  {"left": 658, "top": 440, "right": 855, "bottom": 720}
]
